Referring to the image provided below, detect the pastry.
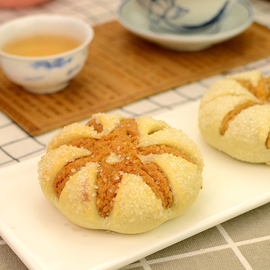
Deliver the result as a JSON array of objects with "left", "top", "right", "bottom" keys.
[
  {"left": 38, "top": 113, "right": 203, "bottom": 234},
  {"left": 198, "top": 70, "right": 270, "bottom": 165}
]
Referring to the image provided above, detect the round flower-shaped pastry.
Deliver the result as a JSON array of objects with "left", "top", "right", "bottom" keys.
[
  {"left": 198, "top": 70, "right": 270, "bottom": 165},
  {"left": 38, "top": 113, "right": 203, "bottom": 234}
]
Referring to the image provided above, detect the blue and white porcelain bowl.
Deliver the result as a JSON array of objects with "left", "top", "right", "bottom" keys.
[
  {"left": 135, "top": 0, "right": 237, "bottom": 33},
  {"left": 117, "top": 0, "right": 253, "bottom": 51},
  {"left": 0, "top": 14, "right": 94, "bottom": 94}
]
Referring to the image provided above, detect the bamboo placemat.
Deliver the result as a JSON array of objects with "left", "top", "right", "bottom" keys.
[{"left": 1, "top": 21, "right": 270, "bottom": 135}]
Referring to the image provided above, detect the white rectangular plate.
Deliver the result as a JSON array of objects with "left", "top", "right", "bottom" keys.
[{"left": 0, "top": 100, "right": 270, "bottom": 270}]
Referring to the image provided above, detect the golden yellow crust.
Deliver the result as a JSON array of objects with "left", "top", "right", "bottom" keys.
[
  {"left": 38, "top": 113, "right": 203, "bottom": 234},
  {"left": 198, "top": 70, "right": 270, "bottom": 165}
]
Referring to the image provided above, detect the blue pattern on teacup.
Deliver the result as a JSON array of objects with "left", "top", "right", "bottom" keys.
[
  {"left": 137, "top": 0, "right": 229, "bottom": 33},
  {"left": 31, "top": 57, "right": 73, "bottom": 69},
  {"left": 67, "top": 64, "right": 80, "bottom": 75}
]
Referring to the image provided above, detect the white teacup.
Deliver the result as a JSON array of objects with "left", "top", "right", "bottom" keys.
[
  {"left": 0, "top": 14, "right": 94, "bottom": 94},
  {"left": 135, "top": 0, "right": 237, "bottom": 33}
]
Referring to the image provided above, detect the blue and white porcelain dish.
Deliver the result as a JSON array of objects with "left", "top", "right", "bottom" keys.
[
  {"left": 116, "top": 0, "right": 253, "bottom": 51},
  {"left": 0, "top": 14, "right": 94, "bottom": 94},
  {"left": 135, "top": 0, "right": 237, "bottom": 33}
]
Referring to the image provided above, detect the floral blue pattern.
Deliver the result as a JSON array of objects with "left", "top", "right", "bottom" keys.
[
  {"left": 67, "top": 64, "right": 80, "bottom": 75},
  {"left": 136, "top": 0, "right": 229, "bottom": 33},
  {"left": 31, "top": 57, "right": 73, "bottom": 69}
]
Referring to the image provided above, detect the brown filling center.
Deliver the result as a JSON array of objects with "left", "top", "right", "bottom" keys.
[
  {"left": 53, "top": 118, "right": 193, "bottom": 217},
  {"left": 220, "top": 77, "right": 270, "bottom": 148}
]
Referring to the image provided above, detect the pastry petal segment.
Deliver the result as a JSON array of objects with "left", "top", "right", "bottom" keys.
[
  {"left": 38, "top": 145, "right": 91, "bottom": 206},
  {"left": 227, "top": 70, "right": 262, "bottom": 87},
  {"left": 47, "top": 113, "right": 124, "bottom": 152},
  {"left": 58, "top": 162, "right": 105, "bottom": 229},
  {"left": 220, "top": 105, "right": 270, "bottom": 163},
  {"left": 91, "top": 113, "right": 125, "bottom": 135},
  {"left": 47, "top": 123, "right": 101, "bottom": 152},
  {"left": 149, "top": 154, "right": 202, "bottom": 219},
  {"left": 199, "top": 79, "right": 257, "bottom": 107},
  {"left": 109, "top": 174, "right": 165, "bottom": 234},
  {"left": 139, "top": 128, "right": 204, "bottom": 172},
  {"left": 199, "top": 95, "right": 256, "bottom": 147},
  {"left": 136, "top": 116, "right": 170, "bottom": 135}
]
